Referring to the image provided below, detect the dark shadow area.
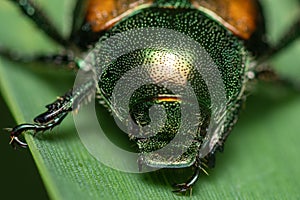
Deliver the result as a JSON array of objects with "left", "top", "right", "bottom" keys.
[
  {"left": 95, "top": 102, "right": 139, "bottom": 152},
  {"left": 0, "top": 94, "right": 49, "bottom": 200}
]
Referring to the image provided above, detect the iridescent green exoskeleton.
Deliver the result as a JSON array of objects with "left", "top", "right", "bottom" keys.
[{"left": 2, "top": 0, "right": 300, "bottom": 194}]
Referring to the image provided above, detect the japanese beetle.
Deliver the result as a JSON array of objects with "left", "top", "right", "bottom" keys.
[{"left": 0, "top": 0, "right": 299, "bottom": 196}]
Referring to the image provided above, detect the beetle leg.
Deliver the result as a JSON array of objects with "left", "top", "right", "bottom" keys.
[
  {"left": 0, "top": 46, "right": 77, "bottom": 68},
  {"left": 172, "top": 167, "right": 200, "bottom": 194},
  {"left": 252, "top": 64, "right": 300, "bottom": 92},
  {"left": 8, "top": 113, "right": 68, "bottom": 148},
  {"left": 69, "top": 0, "right": 88, "bottom": 40},
  {"left": 7, "top": 0, "right": 68, "bottom": 46},
  {"left": 172, "top": 158, "right": 205, "bottom": 195},
  {"left": 258, "top": 15, "right": 300, "bottom": 63},
  {"left": 7, "top": 79, "right": 96, "bottom": 148},
  {"left": 252, "top": 10, "right": 300, "bottom": 85}
]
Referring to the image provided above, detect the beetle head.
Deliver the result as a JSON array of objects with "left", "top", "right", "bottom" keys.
[{"left": 100, "top": 48, "right": 212, "bottom": 169}]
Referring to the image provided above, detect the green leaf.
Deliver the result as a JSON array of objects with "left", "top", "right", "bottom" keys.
[{"left": 1, "top": 0, "right": 300, "bottom": 200}]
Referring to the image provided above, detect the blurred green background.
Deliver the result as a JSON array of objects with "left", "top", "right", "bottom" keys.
[
  {"left": 0, "top": 95, "right": 48, "bottom": 199},
  {"left": 0, "top": 0, "right": 300, "bottom": 200}
]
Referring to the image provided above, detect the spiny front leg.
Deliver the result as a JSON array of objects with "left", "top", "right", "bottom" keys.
[
  {"left": 7, "top": 113, "right": 68, "bottom": 148},
  {"left": 7, "top": 90, "right": 73, "bottom": 148},
  {"left": 173, "top": 158, "right": 209, "bottom": 195},
  {"left": 7, "top": 80, "right": 96, "bottom": 148}
]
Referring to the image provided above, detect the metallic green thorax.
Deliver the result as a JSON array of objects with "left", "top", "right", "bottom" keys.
[{"left": 97, "top": 1, "right": 248, "bottom": 168}]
